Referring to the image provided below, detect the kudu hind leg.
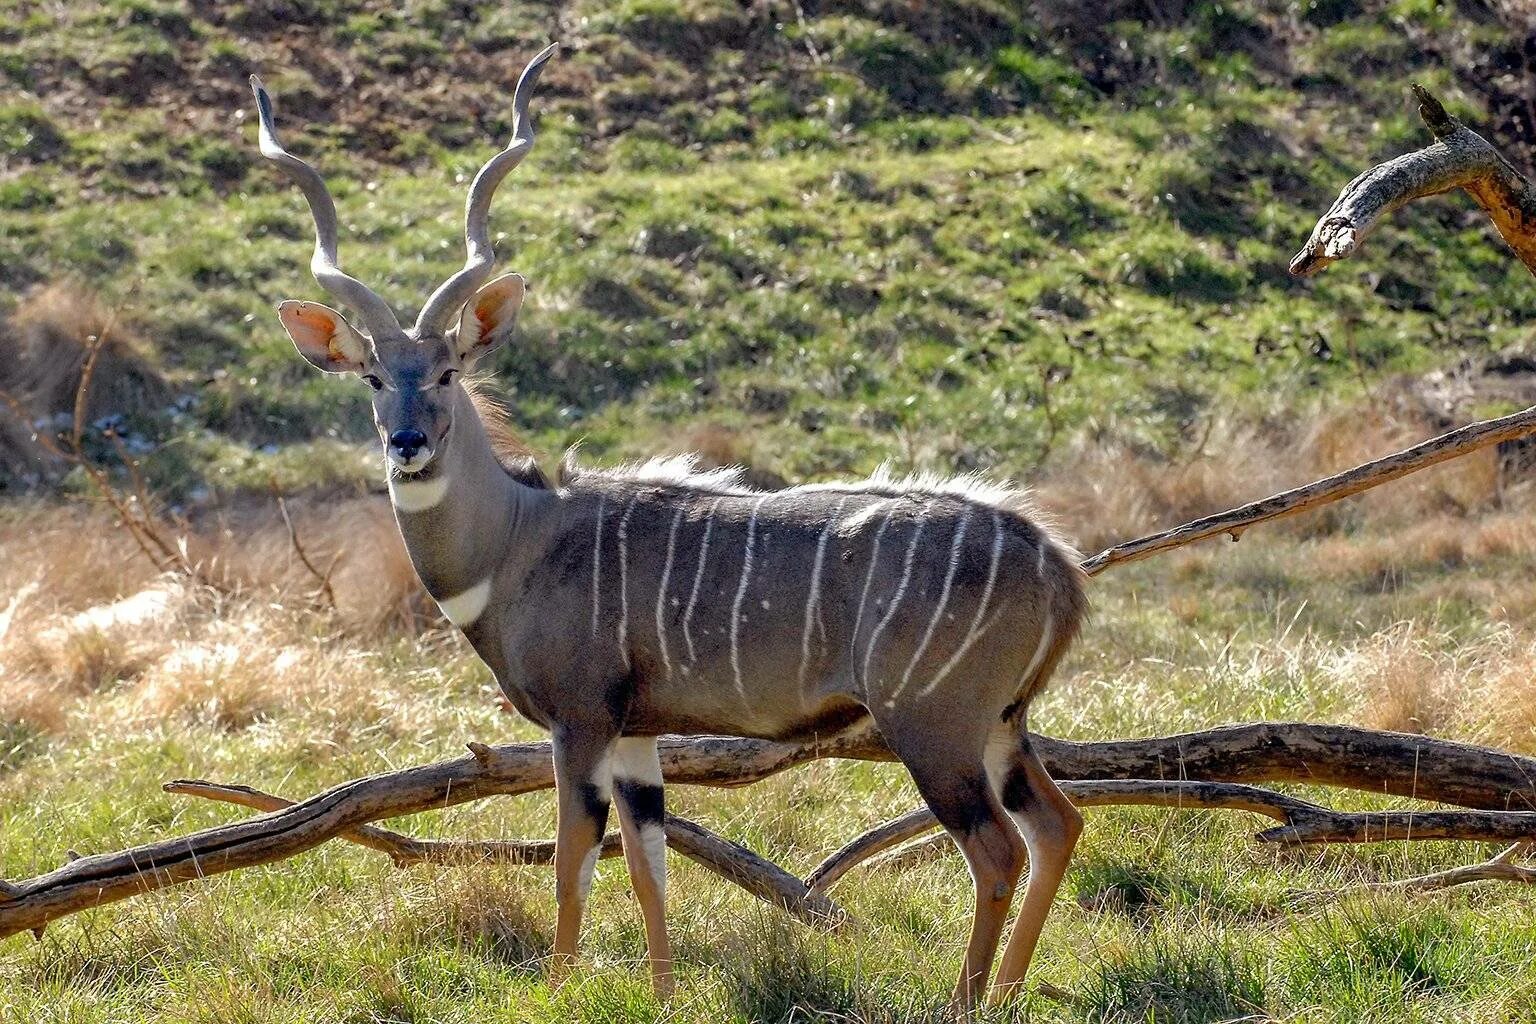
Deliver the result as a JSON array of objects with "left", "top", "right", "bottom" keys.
[
  {"left": 987, "top": 733, "right": 1082, "bottom": 1004},
  {"left": 611, "top": 737, "right": 674, "bottom": 999},
  {"left": 550, "top": 729, "right": 615, "bottom": 986},
  {"left": 896, "top": 745, "right": 1027, "bottom": 1009}
]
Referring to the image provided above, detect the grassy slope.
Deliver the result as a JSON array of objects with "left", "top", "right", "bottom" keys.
[
  {"left": 6, "top": 2, "right": 1536, "bottom": 1022},
  {"left": 1, "top": 0, "right": 1533, "bottom": 496}
]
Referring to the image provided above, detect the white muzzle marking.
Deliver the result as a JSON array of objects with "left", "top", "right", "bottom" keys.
[
  {"left": 389, "top": 473, "right": 450, "bottom": 513},
  {"left": 437, "top": 578, "right": 491, "bottom": 628}
]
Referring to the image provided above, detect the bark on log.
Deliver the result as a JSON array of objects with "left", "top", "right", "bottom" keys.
[
  {"left": 1289, "top": 84, "right": 1536, "bottom": 277},
  {"left": 807, "top": 781, "right": 1536, "bottom": 894},
  {"left": 163, "top": 778, "right": 845, "bottom": 930},
  {"left": 6, "top": 723, "right": 1536, "bottom": 941},
  {"left": 1076, "top": 404, "right": 1536, "bottom": 575}
]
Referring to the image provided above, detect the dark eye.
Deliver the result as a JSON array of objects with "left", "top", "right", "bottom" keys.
[
  {"left": 362, "top": 374, "right": 383, "bottom": 391},
  {"left": 437, "top": 369, "right": 457, "bottom": 388}
]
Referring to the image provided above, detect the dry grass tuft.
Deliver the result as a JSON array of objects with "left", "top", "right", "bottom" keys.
[
  {"left": 1042, "top": 399, "right": 1506, "bottom": 555},
  {"left": 0, "top": 282, "right": 167, "bottom": 476}
]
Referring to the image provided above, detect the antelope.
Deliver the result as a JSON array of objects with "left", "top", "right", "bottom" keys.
[{"left": 249, "top": 43, "right": 1087, "bottom": 1009}]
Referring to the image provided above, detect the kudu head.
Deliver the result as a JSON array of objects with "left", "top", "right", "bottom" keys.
[{"left": 250, "top": 44, "right": 556, "bottom": 474}]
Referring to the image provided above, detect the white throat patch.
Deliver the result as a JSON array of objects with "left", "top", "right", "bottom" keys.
[
  {"left": 437, "top": 578, "right": 492, "bottom": 628},
  {"left": 389, "top": 473, "right": 450, "bottom": 513}
]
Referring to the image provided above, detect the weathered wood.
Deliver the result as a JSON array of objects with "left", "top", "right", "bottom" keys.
[
  {"left": 1289, "top": 85, "right": 1536, "bottom": 277},
  {"left": 6, "top": 723, "right": 1536, "bottom": 941},
  {"left": 1076, "top": 405, "right": 1536, "bottom": 575},
  {"left": 808, "top": 780, "right": 1536, "bottom": 893},
  {"left": 164, "top": 778, "right": 846, "bottom": 930}
]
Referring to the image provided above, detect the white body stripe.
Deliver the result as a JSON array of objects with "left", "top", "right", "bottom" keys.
[
  {"left": 590, "top": 494, "right": 607, "bottom": 637},
  {"left": 895, "top": 510, "right": 971, "bottom": 697},
  {"left": 683, "top": 498, "right": 724, "bottom": 664},
  {"left": 1017, "top": 611, "right": 1055, "bottom": 687},
  {"left": 437, "top": 578, "right": 491, "bottom": 627},
  {"left": 616, "top": 494, "right": 640, "bottom": 669},
  {"left": 388, "top": 473, "right": 450, "bottom": 513},
  {"left": 921, "top": 509, "right": 1005, "bottom": 695},
  {"left": 850, "top": 504, "right": 897, "bottom": 651},
  {"left": 655, "top": 510, "right": 685, "bottom": 679},
  {"left": 798, "top": 496, "right": 849, "bottom": 685},
  {"left": 730, "top": 494, "right": 771, "bottom": 699},
  {"left": 863, "top": 518, "right": 925, "bottom": 688}
]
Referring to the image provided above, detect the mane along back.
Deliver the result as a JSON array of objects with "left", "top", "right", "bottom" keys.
[{"left": 560, "top": 453, "right": 1080, "bottom": 561}]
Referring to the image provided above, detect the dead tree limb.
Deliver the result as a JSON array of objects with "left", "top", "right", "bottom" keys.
[
  {"left": 1289, "top": 84, "right": 1536, "bottom": 277},
  {"left": 7, "top": 723, "right": 1536, "bottom": 941},
  {"left": 1364, "top": 842, "right": 1536, "bottom": 893},
  {"left": 163, "top": 778, "right": 844, "bottom": 930},
  {"left": 807, "top": 781, "right": 1536, "bottom": 894},
  {"left": 1077, "top": 402, "right": 1536, "bottom": 575}
]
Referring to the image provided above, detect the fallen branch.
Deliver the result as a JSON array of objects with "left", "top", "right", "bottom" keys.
[
  {"left": 6, "top": 723, "right": 1536, "bottom": 941},
  {"left": 1365, "top": 842, "right": 1536, "bottom": 893},
  {"left": 1289, "top": 84, "right": 1536, "bottom": 277},
  {"left": 164, "top": 778, "right": 844, "bottom": 930},
  {"left": 1076, "top": 402, "right": 1536, "bottom": 575},
  {"left": 807, "top": 780, "right": 1536, "bottom": 894}
]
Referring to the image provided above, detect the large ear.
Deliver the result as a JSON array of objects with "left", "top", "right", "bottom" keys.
[
  {"left": 276, "top": 300, "right": 370, "bottom": 373},
  {"left": 454, "top": 273, "right": 525, "bottom": 363}
]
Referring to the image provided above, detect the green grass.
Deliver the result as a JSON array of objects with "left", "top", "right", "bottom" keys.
[
  {"left": 2, "top": 1, "right": 1533, "bottom": 499},
  {"left": 6, "top": 526, "right": 1536, "bottom": 1023},
  {"left": 6, "top": 2, "right": 1536, "bottom": 1020}
]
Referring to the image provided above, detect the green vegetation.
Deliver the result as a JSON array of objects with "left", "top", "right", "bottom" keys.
[
  {"left": 1, "top": 0, "right": 1532, "bottom": 498},
  {"left": 5, "top": 2, "right": 1536, "bottom": 1021}
]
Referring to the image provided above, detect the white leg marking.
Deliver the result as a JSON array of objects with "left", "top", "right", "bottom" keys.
[
  {"left": 638, "top": 822, "right": 668, "bottom": 893},
  {"left": 798, "top": 496, "right": 849, "bottom": 686},
  {"left": 613, "top": 736, "right": 663, "bottom": 784},
  {"left": 616, "top": 494, "right": 640, "bottom": 670},
  {"left": 862, "top": 517, "right": 926, "bottom": 689},
  {"left": 921, "top": 509, "right": 1005, "bottom": 695},
  {"left": 730, "top": 494, "right": 772, "bottom": 700},
  {"left": 591, "top": 494, "right": 607, "bottom": 638},
  {"left": 850, "top": 503, "right": 897, "bottom": 653},
  {"left": 436, "top": 578, "right": 491, "bottom": 627},
  {"left": 614, "top": 737, "right": 667, "bottom": 894},
  {"left": 577, "top": 844, "right": 601, "bottom": 901},
  {"left": 893, "top": 510, "right": 971, "bottom": 698},
  {"left": 683, "top": 498, "right": 724, "bottom": 664},
  {"left": 388, "top": 473, "right": 450, "bottom": 513},
  {"left": 655, "top": 509, "right": 684, "bottom": 679}
]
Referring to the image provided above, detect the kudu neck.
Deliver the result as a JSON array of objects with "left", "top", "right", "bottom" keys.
[{"left": 388, "top": 386, "right": 544, "bottom": 603}]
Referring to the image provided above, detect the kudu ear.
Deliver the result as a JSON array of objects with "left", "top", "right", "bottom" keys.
[
  {"left": 454, "top": 273, "right": 525, "bottom": 363},
  {"left": 277, "top": 300, "right": 370, "bottom": 374}
]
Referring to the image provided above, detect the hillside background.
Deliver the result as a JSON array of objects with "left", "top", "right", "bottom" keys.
[
  {"left": 3, "top": 0, "right": 1535, "bottom": 512},
  {"left": 8, "top": 4, "right": 1536, "bottom": 1023}
]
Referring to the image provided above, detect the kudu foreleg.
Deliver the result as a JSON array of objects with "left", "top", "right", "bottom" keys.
[
  {"left": 612, "top": 737, "right": 674, "bottom": 998},
  {"left": 550, "top": 731, "right": 614, "bottom": 986}
]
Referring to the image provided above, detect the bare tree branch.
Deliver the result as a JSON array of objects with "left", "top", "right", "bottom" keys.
[
  {"left": 808, "top": 781, "right": 1536, "bottom": 894},
  {"left": 163, "top": 778, "right": 845, "bottom": 930},
  {"left": 1078, "top": 402, "right": 1536, "bottom": 576},
  {"left": 1290, "top": 84, "right": 1536, "bottom": 277},
  {"left": 6, "top": 723, "right": 1536, "bottom": 941}
]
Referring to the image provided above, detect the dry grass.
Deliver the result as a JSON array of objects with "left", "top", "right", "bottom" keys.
[
  {"left": 0, "top": 282, "right": 167, "bottom": 477},
  {"left": 1041, "top": 400, "right": 1506, "bottom": 556},
  {"left": 0, "top": 495, "right": 436, "bottom": 744}
]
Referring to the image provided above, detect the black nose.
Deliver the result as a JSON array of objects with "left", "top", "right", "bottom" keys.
[{"left": 389, "top": 429, "right": 428, "bottom": 460}]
